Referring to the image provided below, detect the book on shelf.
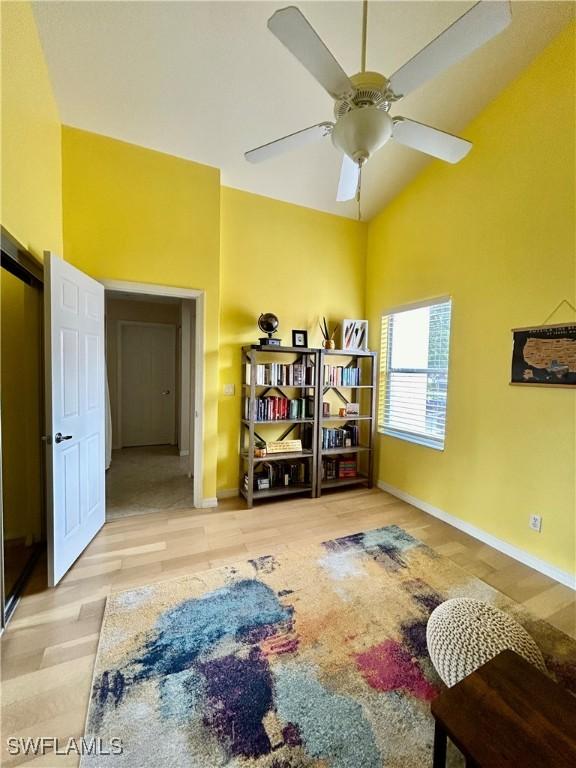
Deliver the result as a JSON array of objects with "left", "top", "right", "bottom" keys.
[
  {"left": 323, "top": 365, "right": 361, "bottom": 387},
  {"left": 321, "top": 425, "right": 360, "bottom": 449},
  {"left": 245, "top": 395, "right": 314, "bottom": 421},
  {"left": 245, "top": 459, "right": 310, "bottom": 491},
  {"left": 321, "top": 456, "right": 358, "bottom": 481},
  {"left": 246, "top": 361, "right": 315, "bottom": 387}
]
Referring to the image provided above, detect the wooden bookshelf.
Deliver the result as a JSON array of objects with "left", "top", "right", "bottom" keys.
[
  {"left": 317, "top": 349, "right": 377, "bottom": 496},
  {"left": 239, "top": 345, "right": 377, "bottom": 506},
  {"left": 240, "top": 345, "right": 318, "bottom": 507}
]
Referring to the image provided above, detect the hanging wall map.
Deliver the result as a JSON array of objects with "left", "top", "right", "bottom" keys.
[{"left": 511, "top": 323, "right": 576, "bottom": 386}]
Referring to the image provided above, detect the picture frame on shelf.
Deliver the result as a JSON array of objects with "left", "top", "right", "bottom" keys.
[
  {"left": 342, "top": 319, "right": 368, "bottom": 351},
  {"left": 292, "top": 329, "right": 308, "bottom": 348}
]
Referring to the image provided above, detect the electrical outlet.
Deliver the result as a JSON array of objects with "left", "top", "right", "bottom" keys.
[
  {"left": 529, "top": 514, "right": 542, "bottom": 533},
  {"left": 223, "top": 383, "right": 235, "bottom": 396}
]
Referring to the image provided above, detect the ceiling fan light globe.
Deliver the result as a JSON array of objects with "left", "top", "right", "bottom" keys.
[{"left": 331, "top": 106, "right": 392, "bottom": 164}]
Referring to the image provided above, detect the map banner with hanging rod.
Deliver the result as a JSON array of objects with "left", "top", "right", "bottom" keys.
[{"left": 511, "top": 323, "right": 576, "bottom": 387}]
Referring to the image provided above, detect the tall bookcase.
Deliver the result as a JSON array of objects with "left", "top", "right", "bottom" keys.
[
  {"left": 240, "top": 345, "right": 377, "bottom": 507},
  {"left": 317, "top": 349, "right": 377, "bottom": 496},
  {"left": 240, "top": 346, "right": 319, "bottom": 507}
]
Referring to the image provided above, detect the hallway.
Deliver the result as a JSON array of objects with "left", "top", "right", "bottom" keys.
[{"left": 106, "top": 446, "right": 193, "bottom": 520}]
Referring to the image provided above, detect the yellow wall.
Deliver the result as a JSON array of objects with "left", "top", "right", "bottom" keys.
[
  {"left": 366, "top": 23, "right": 576, "bottom": 574},
  {"left": 1, "top": 0, "right": 62, "bottom": 257},
  {"left": 218, "top": 188, "right": 367, "bottom": 492},
  {"left": 62, "top": 127, "right": 221, "bottom": 500},
  {"left": 1, "top": 270, "right": 43, "bottom": 542}
]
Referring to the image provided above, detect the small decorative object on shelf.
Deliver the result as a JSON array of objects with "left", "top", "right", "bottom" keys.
[
  {"left": 342, "top": 319, "right": 369, "bottom": 351},
  {"left": 254, "top": 440, "right": 267, "bottom": 458},
  {"left": 319, "top": 317, "right": 339, "bottom": 350},
  {"left": 266, "top": 439, "right": 303, "bottom": 454},
  {"left": 322, "top": 402, "right": 331, "bottom": 417},
  {"left": 345, "top": 402, "right": 360, "bottom": 416},
  {"left": 292, "top": 329, "right": 308, "bottom": 348},
  {"left": 258, "top": 312, "right": 281, "bottom": 346}
]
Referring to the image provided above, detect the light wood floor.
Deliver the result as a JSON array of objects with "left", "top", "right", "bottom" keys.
[{"left": 2, "top": 487, "right": 575, "bottom": 766}]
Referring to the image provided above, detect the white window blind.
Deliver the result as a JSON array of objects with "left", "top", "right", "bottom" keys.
[{"left": 379, "top": 299, "right": 452, "bottom": 450}]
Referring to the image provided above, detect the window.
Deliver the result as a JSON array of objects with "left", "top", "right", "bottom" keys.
[{"left": 379, "top": 298, "right": 452, "bottom": 450}]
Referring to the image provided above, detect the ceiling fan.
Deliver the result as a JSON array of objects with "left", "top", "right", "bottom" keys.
[{"left": 245, "top": 1, "right": 512, "bottom": 202}]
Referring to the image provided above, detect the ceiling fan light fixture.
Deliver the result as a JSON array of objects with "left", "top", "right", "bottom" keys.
[
  {"left": 246, "top": 2, "right": 511, "bottom": 201},
  {"left": 331, "top": 106, "right": 393, "bottom": 164}
]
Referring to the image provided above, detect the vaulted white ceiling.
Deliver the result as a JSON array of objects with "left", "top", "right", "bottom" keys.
[{"left": 33, "top": 1, "right": 573, "bottom": 220}]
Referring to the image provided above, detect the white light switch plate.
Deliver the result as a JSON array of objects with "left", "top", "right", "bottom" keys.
[{"left": 223, "top": 384, "right": 235, "bottom": 396}]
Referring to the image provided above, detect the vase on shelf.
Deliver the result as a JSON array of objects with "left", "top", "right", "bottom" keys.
[{"left": 322, "top": 339, "right": 336, "bottom": 350}]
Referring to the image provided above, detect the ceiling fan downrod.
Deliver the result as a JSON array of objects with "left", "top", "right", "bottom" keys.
[{"left": 361, "top": 0, "right": 368, "bottom": 74}]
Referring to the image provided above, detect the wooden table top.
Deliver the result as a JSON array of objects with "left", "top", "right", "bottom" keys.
[{"left": 431, "top": 649, "right": 576, "bottom": 767}]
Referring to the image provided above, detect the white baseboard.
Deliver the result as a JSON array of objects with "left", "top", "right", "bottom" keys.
[
  {"left": 377, "top": 481, "right": 575, "bottom": 590},
  {"left": 217, "top": 488, "right": 240, "bottom": 499},
  {"left": 199, "top": 497, "right": 218, "bottom": 508}
]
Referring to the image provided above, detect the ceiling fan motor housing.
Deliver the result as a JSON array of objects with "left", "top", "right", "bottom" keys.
[
  {"left": 332, "top": 72, "right": 394, "bottom": 164},
  {"left": 332, "top": 105, "right": 393, "bottom": 164}
]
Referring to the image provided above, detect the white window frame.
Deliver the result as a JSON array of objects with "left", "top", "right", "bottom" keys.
[{"left": 379, "top": 296, "right": 452, "bottom": 451}]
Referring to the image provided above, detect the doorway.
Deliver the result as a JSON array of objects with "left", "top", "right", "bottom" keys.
[{"left": 104, "top": 289, "right": 199, "bottom": 520}]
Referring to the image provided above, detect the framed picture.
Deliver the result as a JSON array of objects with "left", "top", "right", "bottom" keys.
[
  {"left": 511, "top": 323, "right": 576, "bottom": 387},
  {"left": 342, "top": 319, "right": 368, "bottom": 351},
  {"left": 292, "top": 329, "right": 308, "bottom": 348}
]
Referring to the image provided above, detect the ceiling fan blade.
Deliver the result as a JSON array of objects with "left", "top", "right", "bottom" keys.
[
  {"left": 389, "top": 1, "right": 512, "bottom": 98},
  {"left": 245, "top": 122, "right": 333, "bottom": 164},
  {"left": 336, "top": 155, "right": 360, "bottom": 201},
  {"left": 392, "top": 118, "right": 472, "bottom": 163},
  {"left": 268, "top": 6, "right": 354, "bottom": 100}
]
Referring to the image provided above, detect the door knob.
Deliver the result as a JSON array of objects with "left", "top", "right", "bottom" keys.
[
  {"left": 161, "top": 390, "right": 171, "bottom": 395},
  {"left": 55, "top": 432, "right": 73, "bottom": 444}
]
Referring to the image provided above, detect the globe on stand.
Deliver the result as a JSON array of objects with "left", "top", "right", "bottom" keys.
[{"left": 258, "top": 313, "right": 281, "bottom": 346}]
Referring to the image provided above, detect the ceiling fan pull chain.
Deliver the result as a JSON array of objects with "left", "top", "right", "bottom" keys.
[{"left": 357, "top": 165, "right": 363, "bottom": 221}]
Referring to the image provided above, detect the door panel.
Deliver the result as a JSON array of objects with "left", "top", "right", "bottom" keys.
[
  {"left": 120, "top": 323, "right": 176, "bottom": 447},
  {"left": 45, "top": 253, "right": 105, "bottom": 586}
]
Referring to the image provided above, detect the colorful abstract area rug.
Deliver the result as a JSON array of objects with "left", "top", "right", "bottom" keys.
[{"left": 82, "top": 526, "right": 576, "bottom": 767}]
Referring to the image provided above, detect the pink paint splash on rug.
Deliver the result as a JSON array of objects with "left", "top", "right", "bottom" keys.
[{"left": 355, "top": 639, "right": 438, "bottom": 701}]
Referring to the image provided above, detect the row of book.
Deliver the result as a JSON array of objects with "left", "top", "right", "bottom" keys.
[
  {"left": 244, "top": 396, "right": 314, "bottom": 422},
  {"left": 322, "top": 457, "right": 358, "bottom": 481},
  {"left": 246, "top": 362, "right": 315, "bottom": 387},
  {"left": 323, "top": 365, "right": 361, "bottom": 387},
  {"left": 321, "top": 425, "right": 360, "bottom": 449},
  {"left": 245, "top": 460, "right": 311, "bottom": 491}
]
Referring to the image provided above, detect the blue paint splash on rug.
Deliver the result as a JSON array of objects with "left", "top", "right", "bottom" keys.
[
  {"left": 274, "top": 661, "right": 381, "bottom": 768},
  {"left": 134, "top": 579, "right": 291, "bottom": 680}
]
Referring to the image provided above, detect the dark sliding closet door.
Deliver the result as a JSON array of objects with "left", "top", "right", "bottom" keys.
[{"left": 1, "top": 262, "right": 45, "bottom": 624}]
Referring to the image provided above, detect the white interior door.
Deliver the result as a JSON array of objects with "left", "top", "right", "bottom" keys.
[
  {"left": 44, "top": 253, "right": 105, "bottom": 586},
  {"left": 120, "top": 323, "right": 176, "bottom": 447}
]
